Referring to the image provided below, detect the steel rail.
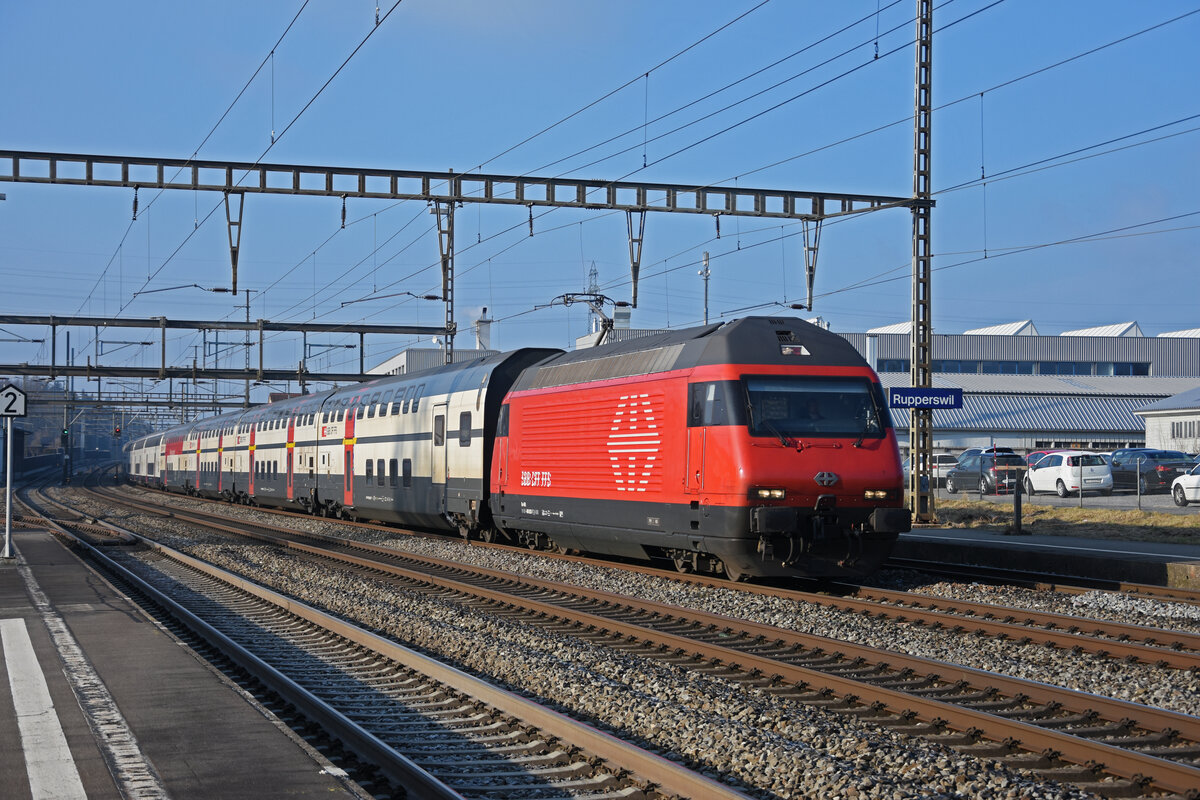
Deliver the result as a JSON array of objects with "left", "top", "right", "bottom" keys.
[
  {"left": 843, "top": 583, "right": 1200, "bottom": 654},
  {"left": 95, "top": 486, "right": 1200, "bottom": 728},
  {"left": 85, "top": 490, "right": 1200, "bottom": 797},
  {"left": 885, "top": 557, "right": 1200, "bottom": 607},
  {"left": 48, "top": 515, "right": 751, "bottom": 800}
]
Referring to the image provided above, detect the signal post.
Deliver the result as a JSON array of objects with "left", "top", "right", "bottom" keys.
[{"left": 2, "top": 383, "right": 28, "bottom": 560}]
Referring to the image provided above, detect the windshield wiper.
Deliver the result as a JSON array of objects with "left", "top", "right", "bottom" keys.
[
  {"left": 853, "top": 416, "right": 876, "bottom": 448},
  {"left": 760, "top": 417, "right": 792, "bottom": 448}
]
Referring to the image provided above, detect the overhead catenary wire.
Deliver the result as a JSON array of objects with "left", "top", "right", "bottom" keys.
[
  {"left": 97, "top": 0, "right": 410, "bottom": 375},
  {"left": 72, "top": 0, "right": 313, "bottom": 320},
  {"left": 84, "top": 2, "right": 1200, "bottom": 383}
]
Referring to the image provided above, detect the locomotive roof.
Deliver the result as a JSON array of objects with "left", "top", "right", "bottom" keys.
[{"left": 511, "top": 316, "right": 871, "bottom": 392}]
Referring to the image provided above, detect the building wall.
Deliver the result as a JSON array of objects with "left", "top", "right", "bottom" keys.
[
  {"left": 1144, "top": 412, "right": 1200, "bottom": 453},
  {"left": 840, "top": 333, "right": 1200, "bottom": 377}
]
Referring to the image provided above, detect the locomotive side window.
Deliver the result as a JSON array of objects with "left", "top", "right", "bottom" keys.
[
  {"left": 744, "top": 376, "right": 889, "bottom": 439},
  {"left": 687, "top": 381, "right": 743, "bottom": 427},
  {"left": 459, "top": 412, "right": 472, "bottom": 446},
  {"left": 497, "top": 404, "right": 509, "bottom": 437}
]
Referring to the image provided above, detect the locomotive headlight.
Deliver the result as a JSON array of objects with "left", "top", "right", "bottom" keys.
[
  {"left": 752, "top": 487, "right": 786, "bottom": 500},
  {"left": 864, "top": 489, "right": 889, "bottom": 500}
]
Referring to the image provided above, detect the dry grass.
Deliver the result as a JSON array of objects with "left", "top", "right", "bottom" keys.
[{"left": 927, "top": 498, "right": 1200, "bottom": 543}]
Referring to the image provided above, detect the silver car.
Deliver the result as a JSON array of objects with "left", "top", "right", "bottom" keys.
[{"left": 903, "top": 453, "right": 959, "bottom": 487}]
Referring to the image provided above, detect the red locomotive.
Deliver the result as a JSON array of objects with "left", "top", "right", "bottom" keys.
[{"left": 490, "top": 317, "right": 909, "bottom": 579}]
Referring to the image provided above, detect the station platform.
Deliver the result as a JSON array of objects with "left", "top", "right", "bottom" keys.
[
  {"left": 0, "top": 528, "right": 366, "bottom": 800},
  {"left": 895, "top": 527, "right": 1200, "bottom": 588}
]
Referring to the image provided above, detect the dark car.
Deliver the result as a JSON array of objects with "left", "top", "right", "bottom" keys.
[
  {"left": 946, "top": 453, "right": 1027, "bottom": 495},
  {"left": 1108, "top": 448, "right": 1194, "bottom": 493},
  {"left": 957, "top": 446, "right": 1016, "bottom": 464}
]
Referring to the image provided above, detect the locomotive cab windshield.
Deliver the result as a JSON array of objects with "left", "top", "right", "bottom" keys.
[{"left": 744, "top": 376, "right": 890, "bottom": 440}]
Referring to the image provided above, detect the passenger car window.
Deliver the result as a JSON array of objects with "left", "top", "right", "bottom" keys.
[
  {"left": 434, "top": 414, "right": 445, "bottom": 446},
  {"left": 459, "top": 412, "right": 472, "bottom": 446}
]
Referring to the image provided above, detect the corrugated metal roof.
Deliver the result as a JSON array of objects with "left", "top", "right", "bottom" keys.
[
  {"left": 1060, "top": 322, "right": 1144, "bottom": 337},
  {"left": 1136, "top": 385, "right": 1200, "bottom": 413},
  {"left": 963, "top": 320, "right": 1039, "bottom": 336},
  {"left": 888, "top": 393, "right": 1152, "bottom": 433},
  {"left": 866, "top": 322, "right": 911, "bottom": 334},
  {"left": 880, "top": 375, "right": 1186, "bottom": 434},
  {"left": 1158, "top": 328, "right": 1200, "bottom": 338}
]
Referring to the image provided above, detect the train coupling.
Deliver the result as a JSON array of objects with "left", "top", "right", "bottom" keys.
[{"left": 752, "top": 495, "right": 842, "bottom": 564}]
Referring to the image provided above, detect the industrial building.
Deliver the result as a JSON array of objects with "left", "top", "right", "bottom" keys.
[{"left": 843, "top": 321, "right": 1200, "bottom": 455}]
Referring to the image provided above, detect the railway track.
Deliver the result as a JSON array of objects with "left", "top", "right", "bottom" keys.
[
  {"left": 884, "top": 556, "right": 1200, "bottom": 608},
  {"left": 73, "top": 485, "right": 1200, "bottom": 798},
  {"left": 18, "top": 486, "right": 748, "bottom": 800},
  {"left": 94, "top": 485, "right": 1200, "bottom": 668}
]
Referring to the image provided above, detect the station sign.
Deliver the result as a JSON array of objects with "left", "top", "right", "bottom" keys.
[
  {"left": 888, "top": 387, "right": 963, "bottom": 409},
  {"left": 0, "top": 384, "right": 27, "bottom": 417}
]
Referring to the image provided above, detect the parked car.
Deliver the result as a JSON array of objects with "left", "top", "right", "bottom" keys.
[
  {"left": 957, "top": 446, "right": 1016, "bottom": 464},
  {"left": 1172, "top": 464, "right": 1200, "bottom": 506},
  {"left": 903, "top": 453, "right": 960, "bottom": 487},
  {"left": 1108, "top": 448, "right": 1194, "bottom": 494},
  {"left": 1024, "top": 450, "right": 1113, "bottom": 497},
  {"left": 946, "top": 453, "right": 1027, "bottom": 495}
]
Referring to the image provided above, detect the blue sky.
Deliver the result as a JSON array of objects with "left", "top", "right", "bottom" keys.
[{"left": 2, "top": 1, "right": 1197, "bottom": 398}]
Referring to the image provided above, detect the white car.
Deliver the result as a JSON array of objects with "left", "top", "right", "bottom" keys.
[
  {"left": 1172, "top": 463, "right": 1200, "bottom": 507},
  {"left": 1024, "top": 450, "right": 1113, "bottom": 497}
]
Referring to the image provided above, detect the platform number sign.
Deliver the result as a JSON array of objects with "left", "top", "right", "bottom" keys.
[{"left": 0, "top": 385, "right": 27, "bottom": 418}]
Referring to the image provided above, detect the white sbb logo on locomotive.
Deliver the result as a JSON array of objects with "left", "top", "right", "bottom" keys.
[{"left": 607, "top": 393, "right": 661, "bottom": 492}]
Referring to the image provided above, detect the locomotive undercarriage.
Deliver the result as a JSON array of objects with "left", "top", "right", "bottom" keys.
[{"left": 751, "top": 498, "right": 910, "bottom": 576}]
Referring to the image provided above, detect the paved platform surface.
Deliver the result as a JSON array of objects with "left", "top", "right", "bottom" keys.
[
  {"left": 0, "top": 529, "right": 365, "bottom": 800},
  {"left": 896, "top": 527, "right": 1200, "bottom": 587}
]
